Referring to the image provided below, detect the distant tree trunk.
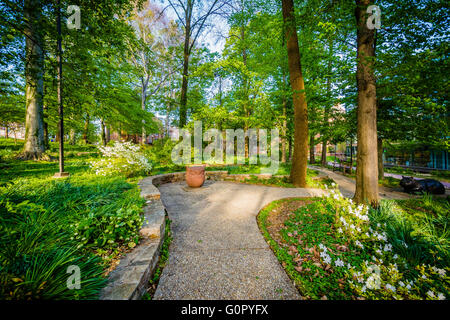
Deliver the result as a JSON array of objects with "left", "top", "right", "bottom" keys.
[
  {"left": 288, "top": 133, "right": 292, "bottom": 161},
  {"left": 354, "top": 0, "right": 379, "bottom": 206},
  {"left": 179, "top": 5, "right": 191, "bottom": 128},
  {"left": 281, "top": 98, "right": 287, "bottom": 163},
  {"left": 321, "top": 141, "right": 327, "bottom": 166},
  {"left": 5, "top": 125, "right": 8, "bottom": 139},
  {"left": 282, "top": 0, "right": 309, "bottom": 187},
  {"left": 21, "top": 0, "right": 46, "bottom": 160},
  {"left": 141, "top": 77, "right": 148, "bottom": 145},
  {"left": 309, "top": 135, "right": 315, "bottom": 164},
  {"left": 105, "top": 125, "right": 110, "bottom": 144},
  {"left": 378, "top": 137, "right": 384, "bottom": 180},
  {"left": 101, "top": 119, "right": 106, "bottom": 146},
  {"left": 321, "top": 39, "right": 333, "bottom": 167},
  {"left": 43, "top": 105, "right": 49, "bottom": 149},
  {"left": 83, "top": 114, "right": 89, "bottom": 144},
  {"left": 69, "top": 128, "right": 76, "bottom": 145}
]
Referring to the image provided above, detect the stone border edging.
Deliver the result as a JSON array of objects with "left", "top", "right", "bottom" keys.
[{"left": 99, "top": 170, "right": 302, "bottom": 300}]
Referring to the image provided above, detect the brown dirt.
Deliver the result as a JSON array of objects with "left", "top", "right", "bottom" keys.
[{"left": 265, "top": 198, "right": 313, "bottom": 245}]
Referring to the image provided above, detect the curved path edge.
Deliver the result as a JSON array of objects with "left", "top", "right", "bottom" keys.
[{"left": 99, "top": 171, "right": 307, "bottom": 300}]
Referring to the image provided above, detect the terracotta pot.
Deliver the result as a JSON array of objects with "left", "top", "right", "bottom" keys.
[{"left": 186, "top": 165, "right": 205, "bottom": 188}]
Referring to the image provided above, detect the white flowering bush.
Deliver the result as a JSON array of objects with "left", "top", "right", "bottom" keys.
[
  {"left": 90, "top": 141, "right": 152, "bottom": 177},
  {"left": 319, "top": 189, "right": 449, "bottom": 300}
]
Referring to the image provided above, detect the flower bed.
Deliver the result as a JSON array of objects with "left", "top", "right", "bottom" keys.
[{"left": 258, "top": 189, "right": 449, "bottom": 300}]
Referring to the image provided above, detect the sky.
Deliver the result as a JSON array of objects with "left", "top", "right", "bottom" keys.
[{"left": 159, "top": 0, "right": 229, "bottom": 55}]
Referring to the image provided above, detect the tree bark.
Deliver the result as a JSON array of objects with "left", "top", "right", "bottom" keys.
[
  {"left": 141, "top": 77, "right": 148, "bottom": 144},
  {"left": 282, "top": 0, "right": 309, "bottom": 187},
  {"left": 101, "top": 119, "right": 106, "bottom": 146},
  {"left": 281, "top": 98, "right": 287, "bottom": 163},
  {"left": 105, "top": 125, "right": 110, "bottom": 144},
  {"left": 5, "top": 125, "right": 8, "bottom": 139},
  {"left": 83, "top": 114, "right": 89, "bottom": 144},
  {"left": 354, "top": 0, "right": 379, "bottom": 206},
  {"left": 179, "top": 2, "right": 192, "bottom": 128},
  {"left": 21, "top": 0, "right": 46, "bottom": 160},
  {"left": 69, "top": 128, "right": 76, "bottom": 145},
  {"left": 378, "top": 137, "right": 384, "bottom": 180},
  {"left": 309, "top": 134, "right": 315, "bottom": 164}
]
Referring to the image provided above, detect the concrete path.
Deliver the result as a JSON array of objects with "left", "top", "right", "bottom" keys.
[
  {"left": 326, "top": 161, "right": 450, "bottom": 189},
  {"left": 153, "top": 181, "right": 326, "bottom": 300},
  {"left": 309, "top": 165, "right": 414, "bottom": 199}
]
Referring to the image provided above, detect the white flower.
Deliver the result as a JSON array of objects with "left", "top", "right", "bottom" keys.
[
  {"left": 355, "top": 240, "right": 364, "bottom": 249},
  {"left": 399, "top": 281, "right": 405, "bottom": 287},
  {"left": 386, "top": 284, "right": 396, "bottom": 292},
  {"left": 427, "top": 290, "right": 435, "bottom": 298},
  {"left": 437, "top": 293, "right": 446, "bottom": 300},
  {"left": 335, "top": 258, "right": 344, "bottom": 267},
  {"left": 323, "top": 255, "right": 331, "bottom": 264}
]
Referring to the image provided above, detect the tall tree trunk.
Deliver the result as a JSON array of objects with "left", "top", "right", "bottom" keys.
[
  {"left": 309, "top": 134, "right": 315, "bottom": 164},
  {"left": 378, "top": 137, "right": 384, "bottom": 180},
  {"left": 282, "top": 0, "right": 309, "bottom": 187},
  {"left": 105, "top": 125, "right": 110, "bottom": 144},
  {"left": 101, "top": 119, "right": 106, "bottom": 146},
  {"left": 281, "top": 98, "right": 287, "bottom": 163},
  {"left": 141, "top": 77, "right": 148, "bottom": 145},
  {"left": 321, "top": 39, "right": 333, "bottom": 166},
  {"left": 69, "top": 128, "right": 76, "bottom": 145},
  {"left": 354, "top": 0, "right": 379, "bottom": 206},
  {"left": 179, "top": 5, "right": 191, "bottom": 128},
  {"left": 83, "top": 114, "right": 89, "bottom": 144},
  {"left": 21, "top": 0, "right": 46, "bottom": 160},
  {"left": 321, "top": 140, "right": 327, "bottom": 166},
  {"left": 43, "top": 106, "right": 49, "bottom": 149},
  {"left": 5, "top": 125, "right": 8, "bottom": 139},
  {"left": 241, "top": 26, "right": 250, "bottom": 159}
]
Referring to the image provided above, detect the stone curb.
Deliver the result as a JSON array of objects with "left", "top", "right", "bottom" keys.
[{"left": 99, "top": 170, "right": 299, "bottom": 300}]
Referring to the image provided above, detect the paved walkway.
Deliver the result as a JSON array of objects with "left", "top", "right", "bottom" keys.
[
  {"left": 310, "top": 165, "right": 437, "bottom": 199},
  {"left": 153, "top": 181, "right": 326, "bottom": 300},
  {"left": 326, "top": 161, "right": 450, "bottom": 189}
]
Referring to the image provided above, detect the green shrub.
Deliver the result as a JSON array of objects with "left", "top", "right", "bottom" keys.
[
  {"left": 0, "top": 170, "right": 146, "bottom": 299},
  {"left": 0, "top": 200, "right": 106, "bottom": 299}
]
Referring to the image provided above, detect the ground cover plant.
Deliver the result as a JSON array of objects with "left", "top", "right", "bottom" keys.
[
  {"left": 0, "top": 142, "right": 147, "bottom": 299},
  {"left": 258, "top": 191, "right": 449, "bottom": 300}
]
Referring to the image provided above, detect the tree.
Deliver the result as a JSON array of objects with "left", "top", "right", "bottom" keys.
[
  {"left": 21, "top": 0, "right": 46, "bottom": 159},
  {"left": 281, "top": 0, "right": 309, "bottom": 187},
  {"left": 167, "top": 0, "right": 227, "bottom": 127},
  {"left": 353, "top": 0, "right": 379, "bottom": 206}
]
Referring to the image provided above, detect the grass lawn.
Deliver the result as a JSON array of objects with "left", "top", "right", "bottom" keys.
[
  {"left": 258, "top": 191, "right": 449, "bottom": 300},
  {"left": 0, "top": 139, "right": 146, "bottom": 299}
]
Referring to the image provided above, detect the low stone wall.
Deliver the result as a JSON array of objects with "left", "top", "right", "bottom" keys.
[{"left": 99, "top": 170, "right": 293, "bottom": 300}]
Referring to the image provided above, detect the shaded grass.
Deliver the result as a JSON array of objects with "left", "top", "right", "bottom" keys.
[{"left": 0, "top": 151, "right": 145, "bottom": 299}]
